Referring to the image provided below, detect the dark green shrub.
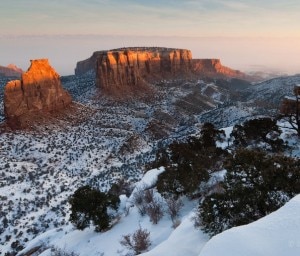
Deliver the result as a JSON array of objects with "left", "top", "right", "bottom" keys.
[
  {"left": 69, "top": 185, "right": 120, "bottom": 232},
  {"left": 108, "top": 178, "right": 132, "bottom": 197},
  {"left": 231, "top": 117, "right": 284, "bottom": 152},
  {"left": 156, "top": 123, "right": 227, "bottom": 197},
  {"left": 198, "top": 149, "right": 300, "bottom": 236}
]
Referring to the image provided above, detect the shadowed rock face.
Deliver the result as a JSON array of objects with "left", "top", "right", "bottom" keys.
[
  {"left": 4, "top": 59, "right": 72, "bottom": 128},
  {"left": 95, "top": 47, "right": 193, "bottom": 92},
  {"left": 75, "top": 51, "right": 102, "bottom": 76}
]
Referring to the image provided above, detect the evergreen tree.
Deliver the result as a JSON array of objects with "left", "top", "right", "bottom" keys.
[
  {"left": 156, "top": 123, "right": 227, "bottom": 196},
  {"left": 231, "top": 117, "right": 284, "bottom": 152},
  {"left": 198, "top": 149, "right": 300, "bottom": 236},
  {"left": 280, "top": 85, "right": 300, "bottom": 136},
  {"left": 69, "top": 185, "right": 120, "bottom": 232}
]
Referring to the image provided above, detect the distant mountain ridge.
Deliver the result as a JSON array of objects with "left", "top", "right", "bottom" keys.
[{"left": 0, "top": 64, "right": 23, "bottom": 78}]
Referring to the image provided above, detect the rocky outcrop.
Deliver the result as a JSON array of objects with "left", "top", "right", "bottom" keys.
[
  {"left": 75, "top": 47, "right": 248, "bottom": 96},
  {"left": 4, "top": 59, "right": 72, "bottom": 128},
  {"left": 95, "top": 47, "right": 192, "bottom": 92},
  {"left": 192, "top": 59, "right": 245, "bottom": 78},
  {"left": 0, "top": 64, "right": 23, "bottom": 78},
  {"left": 75, "top": 51, "right": 103, "bottom": 76}
]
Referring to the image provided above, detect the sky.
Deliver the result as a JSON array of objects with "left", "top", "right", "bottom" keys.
[{"left": 1, "top": 0, "right": 300, "bottom": 75}]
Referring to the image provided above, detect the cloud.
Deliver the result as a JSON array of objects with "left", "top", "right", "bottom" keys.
[{"left": 0, "top": 0, "right": 300, "bottom": 37}]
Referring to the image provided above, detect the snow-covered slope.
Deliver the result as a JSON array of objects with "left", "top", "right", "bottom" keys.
[
  {"left": 1, "top": 75, "right": 221, "bottom": 255},
  {"left": 17, "top": 167, "right": 209, "bottom": 256},
  {"left": 246, "top": 74, "right": 300, "bottom": 105},
  {"left": 18, "top": 174, "right": 300, "bottom": 256},
  {"left": 200, "top": 74, "right": 300, "bottom": 128},
  {"left": 199, "top": 194, "right": 300, "bottom": 256},
  {"left": 141, "top": 214, "right": 208, "bottom": 256},
  {"left": 2, "top": 73, "right": 300, "bottom": 255}
]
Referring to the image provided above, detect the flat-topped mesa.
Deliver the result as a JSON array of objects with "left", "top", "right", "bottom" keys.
[
  {"left": 4, "top": 59, "right": 72, "bottom": 128},
  {"left": 76, "top": 47, "right": 248, "bottom": 96},
  {"left": 95, "top": 47, "right": 193, "bottom": 91}
]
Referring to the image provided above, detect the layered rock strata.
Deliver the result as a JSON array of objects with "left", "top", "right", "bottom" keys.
[
  {"left": 75, "top": 47, "right": 247, "bottom": 95},
  {"left": 95, "top": 47, "right": 193, "bottom": 91},
  {"left": 4, "top": 59, "right": 72, "bottom": 128},
  {"left": 192, "top": 59, "right": 245, "bottom": 78}
]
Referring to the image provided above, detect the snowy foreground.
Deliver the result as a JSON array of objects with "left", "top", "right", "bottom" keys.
[
  {"left": 19, "top": 167, "right": 300, "bottom": 256},
  {"left": 200, "top": 194, "right": 300, "bottom": 256}
]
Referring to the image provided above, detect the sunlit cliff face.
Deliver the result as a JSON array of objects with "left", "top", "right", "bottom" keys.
[
  {"left": 4, "top": 59, "right": 72, "bottom": 128},
  {"left": 95, "top": 48, "right": 193, "bottom": 92},
  {"left": 21, "top": 59, "right": 61, "bottom": 85}
]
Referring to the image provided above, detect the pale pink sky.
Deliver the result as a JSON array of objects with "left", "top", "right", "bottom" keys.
[
  {"left": 1, "top": 1, "right": 300, "bottom": 75},
  {"left": 1, "top": 35, "right": 299, "bottom": 75}
]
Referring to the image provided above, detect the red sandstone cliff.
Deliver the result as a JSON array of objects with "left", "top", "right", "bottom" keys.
[
  {"left": 95, "top": 47, "right": 192, "bottom": 92},
  {"left": 4, "top": 59, "right": 72, "bottom": 128},
  {"left": 192, "top": 59, "right": 245, "bottom": 78},
  {"left": 75, "top": 47, "right": 248, "bottom": 96}
]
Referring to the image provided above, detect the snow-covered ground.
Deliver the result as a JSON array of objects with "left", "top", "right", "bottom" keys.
[
  {"left": 0, "top": 75, "right": 229, "bottom": 255},
  {"left": 17, "top": 168, "right": 209, "bottom": 256},
  {"left": 199, "top": 194, "right": 300, "bottom": 256},
  {"left": 2, "top": 73, "right": 300, "bottom": 255},
  {"left": 17, "top": 166, "right": 300, "bottom": 256}
]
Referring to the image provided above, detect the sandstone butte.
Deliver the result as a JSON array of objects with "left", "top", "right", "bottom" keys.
[{"left": 4, "top": 59, "right": 72, "bottom": 128}]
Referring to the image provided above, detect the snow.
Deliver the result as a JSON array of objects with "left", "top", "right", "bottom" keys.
[
  {"left": 18, "top": 192, "right": 300, "bottom": 256},
  {"left": 207, "top": 169, "right": 227, "bottom": 187},
  {"left": 199, "top": 194, "right": 300, "bottom": 256},
  {"left": 141, "top": 212, "right": 209, "bottom": 256},
  {"left": 17, "top": 167, "right": 210, "bottom": 256},
  {"left": 15, "top": 119, "right": 300, "bottom": 256},
  {"left": 3, "top": 73, "right": 300, "bottom": 256},
  {"left": 1, "top": 75, "right": 225, "bottom": 254},
  {"left": 216, "top": 126, "right": 233, "bottom": 149},
  {"left": 284, "top": 95, "right": 296, "bottom": 101},
  {"left": 132, "top": 167, "right": 165, "bottom": 191}
]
